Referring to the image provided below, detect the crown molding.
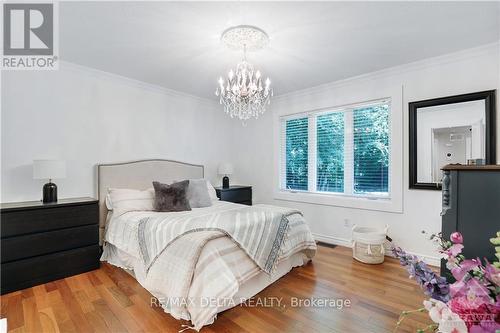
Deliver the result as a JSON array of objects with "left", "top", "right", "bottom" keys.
[
  {"left": 58, "top": 41, "right": 499, "bottom": 108},
  {"left": 59, "top": 60, "right": 219, "bottom": 109},
  {"left": 274, "top": 41, "right": 500, "bottom": 102}
]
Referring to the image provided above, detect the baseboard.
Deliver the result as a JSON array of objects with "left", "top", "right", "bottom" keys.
[
  {"left": 316, "top": 241, "right": 337, "bottom": 248},
  {"left": 313, "top": 233, "right": 352, "bottom": 248},
  {"left": 312, "top": 233, "right": 440, "bottom": 267}
]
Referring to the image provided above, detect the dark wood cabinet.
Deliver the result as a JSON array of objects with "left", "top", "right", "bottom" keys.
[
  {"left": 441, "top": 165, "right": 500, "bottom": 279},
  {"left": 1, "top": 197, "right": 100, "bottom": 294},
  {"left": 215, "top": 186, "right": 252, "bottom": 205}
]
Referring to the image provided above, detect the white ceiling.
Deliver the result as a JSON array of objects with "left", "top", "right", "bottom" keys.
[{"left": 60, "top": 2, "right": 500, "bottom": 99}]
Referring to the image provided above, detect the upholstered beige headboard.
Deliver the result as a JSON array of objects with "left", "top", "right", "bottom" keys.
[{"left": 97, "top": 159, "right": 204, "bottom": 243}]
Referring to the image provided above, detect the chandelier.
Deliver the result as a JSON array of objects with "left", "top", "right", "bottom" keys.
[{"left": 215, "top": 25, "right": 273, "bottom": 121}]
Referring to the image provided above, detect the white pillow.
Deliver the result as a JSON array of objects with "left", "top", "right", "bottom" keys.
[
  {"left": 206, "top": 180, "right": 219, "bottom": 202},
  {"left": 187, "top": 179, "right": 212, "bottom": 208},
  {"left": 105, "top": 193, "right": 114, "bottom": 210},
  {"left": 173, "top": 179, "right": 218, "bottom": 202},
  {"left": 107, "top": 188, "right": 154, "bottom": 216}
]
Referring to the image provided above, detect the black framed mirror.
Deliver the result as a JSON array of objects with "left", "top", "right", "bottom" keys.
[{"left": 409, "top": 90, "right": 496, "bottom": 190}]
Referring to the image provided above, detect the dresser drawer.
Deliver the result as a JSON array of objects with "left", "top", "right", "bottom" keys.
[
  {"left": 1, "top": 203, "right": 98, "bottom": 238},
  {"left": 220, "top": 188, "right": 252, "bottom": 203},
  {"left": 1, "top": 224, "right": 98, "bottom": 263},
  {"left": 1, "top": 245, "right": 100, "bottom": 294}
]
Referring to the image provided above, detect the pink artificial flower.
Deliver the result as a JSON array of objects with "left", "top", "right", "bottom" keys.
[
  {"left": 450, "top": 232, "right": 464, "bottom": 244},
  {"left": 448, "top": 243, "right": 464, "bottom": 257},
  {"left": 450, "top": 280, "right": 466, "bottom": 298},
  {"left": 484, "top": 262, "right": 500, "bottom": 286},
  {"left": 449, "top": 296, "right": 495, "bottom": 329},
  {"left": 446, "top": 255, "right": 459, "bottom": 270},
  {"left": 470, "top": 321, "right": 500, "bottom": 333},
  {"left": 469, "top": 324, "right": 485, "bottom": 333},
  {"left": 451, "top": 259, "right": 480, "bottom": 281},
  {"left": 450, "top": 278, "right": 491, "bottom": 302},
  {"left": 423, "top": 299, "right": 470, "bottom": 332},
  {"left": 424, "top": 299, "right": 448, "bottom": 323},
  {"left": 446, "top": 255, "right": 467, "bottom": 271},
  {"left": 438, "top": 307, "right": 468, "bottom": 333}
]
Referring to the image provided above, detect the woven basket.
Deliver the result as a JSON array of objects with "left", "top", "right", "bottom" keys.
[
  {"left": 352, "top": 225, "right": 388, "bottom": 265},
  {"left": 353, "top": 242, "right": 385, "bottom": 264}
]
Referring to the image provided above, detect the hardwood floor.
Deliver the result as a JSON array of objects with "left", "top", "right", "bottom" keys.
[{"left": 1, "top": 245, "right": 431, "bottom": 333}]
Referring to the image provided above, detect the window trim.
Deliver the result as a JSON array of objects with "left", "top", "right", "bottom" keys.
[{"left": 274, "top": 93, "right": 403, "bottom": 214}]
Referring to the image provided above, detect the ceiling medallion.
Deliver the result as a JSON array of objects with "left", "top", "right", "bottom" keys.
[{"left": 215, "top": 25, "right": 273, "bottom": 122}]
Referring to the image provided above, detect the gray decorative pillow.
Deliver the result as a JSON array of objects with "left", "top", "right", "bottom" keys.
[
  {"left": 187, "top": 179, "right": 212, "bottom": 208},
  {"left": 152, "top": 180, "right": 191, "bottom": 212}
]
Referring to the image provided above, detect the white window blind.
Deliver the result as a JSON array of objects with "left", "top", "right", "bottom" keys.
[
  {"left": 280, "top": 99, "right": 390, "bottom": 198},
  {"left": 281, "top": 117, "right": 309, "bottom": 191},
  {"left": 317, "top": 111, "right": 344, "bottom": 193},
  {"left": 352, "top": 104, "right": 390, "bottom": 195}
]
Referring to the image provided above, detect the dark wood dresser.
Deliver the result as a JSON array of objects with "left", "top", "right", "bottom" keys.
[
  {"left": 441, "top": 165, "right": 500, "bottom": 279},
  {"left": 1, "top": 197, "right": 100, "bottom": 294},
  {"left": 215, "top": 186, "right": 252, "bottom": 205}
]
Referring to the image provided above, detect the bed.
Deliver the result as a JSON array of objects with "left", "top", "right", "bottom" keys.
[{"left": 97, "top": 159, "right": 316, "bottom": 331}]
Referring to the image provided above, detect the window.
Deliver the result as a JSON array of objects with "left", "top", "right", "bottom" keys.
[
  {"left": 280, "top": 99, "right": 390, "bottom": 198},
  {"left": 285, "top": 117, "right": 308, "bottom": 191},
  {"left": 353, "top": 104, "right": 390, "bottom": 195},
  {"left": 317, "top": 112, "right": 344, "bottom": 193}
]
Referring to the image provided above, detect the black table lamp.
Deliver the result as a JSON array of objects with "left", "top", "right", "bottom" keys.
[
  {"left": 218, "top": 163, "right": 234, "bottom": 189},
  {"left": 33, "top": 160, "right": 66, "bottom": 203}
]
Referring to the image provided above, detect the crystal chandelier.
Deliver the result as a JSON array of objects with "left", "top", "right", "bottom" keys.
[{"left": 215, "top": 25, "right": 273, "bottom": 121}]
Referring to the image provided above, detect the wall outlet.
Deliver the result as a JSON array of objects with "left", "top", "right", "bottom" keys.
[{"left": 343, "top": 219, "right": 351, "bottom": 228}]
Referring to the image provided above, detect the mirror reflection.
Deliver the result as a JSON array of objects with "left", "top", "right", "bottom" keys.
[{"left": 416, "top": 100, "right": 485, "bottom": 183}]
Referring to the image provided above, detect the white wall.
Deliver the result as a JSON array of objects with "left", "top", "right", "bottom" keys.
[
  {"left": 230, "top": 43, "right": 500, "bottom": 263},
  {"left": 1, "top": 62, "right": 230, "bottom": 202}
]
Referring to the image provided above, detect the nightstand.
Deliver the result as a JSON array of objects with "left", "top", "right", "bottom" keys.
[
  {"left": 215, "top": 186, "right": 252, "bottom": 205},
  {"left": 0, "top": 197, "right": 100, "bottom": 294}
]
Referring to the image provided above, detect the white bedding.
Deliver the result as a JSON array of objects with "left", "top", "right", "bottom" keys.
[{"left": 101, "top": 201, "right": 316, "bottom": 330}]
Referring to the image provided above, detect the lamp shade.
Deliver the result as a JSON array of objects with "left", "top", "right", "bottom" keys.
[
  {"left": 218, "top": 163, "right": 234, "bottom": 175},
  {"left": 33, "top": 160, "right": 66, "bottom": 180}
]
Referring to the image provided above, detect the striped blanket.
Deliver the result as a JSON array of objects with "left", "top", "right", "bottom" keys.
[
  {"left": 138, "top": 204, "right": 300, "bottom": 274},
  {"left": 102, "top": 202, "right": 316, "bottom": 330}
]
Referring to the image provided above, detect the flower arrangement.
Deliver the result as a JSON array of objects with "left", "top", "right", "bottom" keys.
[{"left": 392, "top": 231, "right": 500, "bottom": 333}]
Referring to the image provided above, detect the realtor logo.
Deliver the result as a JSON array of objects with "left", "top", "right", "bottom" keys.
[{"left": 2, "top": 2, "right": 58, "bottom": 70}]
